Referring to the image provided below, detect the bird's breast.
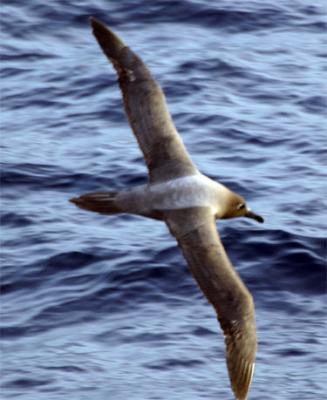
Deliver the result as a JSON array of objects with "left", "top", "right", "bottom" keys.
[{"left": 146, "top": 173, "right": 228, "bottom": 214}]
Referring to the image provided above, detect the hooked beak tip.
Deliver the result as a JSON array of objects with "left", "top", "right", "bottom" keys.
[{"left": 256, "top": 215, "right": 264, "bottom": 223}]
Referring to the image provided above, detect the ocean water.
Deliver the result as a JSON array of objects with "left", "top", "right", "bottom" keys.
[{"left": 1, "top": 1, "right": 326, "bottom": 399}]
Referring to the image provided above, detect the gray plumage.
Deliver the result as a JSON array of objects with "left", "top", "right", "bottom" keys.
[{"left": 71, "top": 17, "right": 264, "bottom": 400}]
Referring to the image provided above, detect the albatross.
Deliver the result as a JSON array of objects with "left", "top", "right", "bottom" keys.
[{"left": 71, "top": 17, "right": 264, "bottom": 400}]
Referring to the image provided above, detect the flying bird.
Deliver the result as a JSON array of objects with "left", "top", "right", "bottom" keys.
[{"left": 71, "top": 17, "right": 264, "bottom": 400}]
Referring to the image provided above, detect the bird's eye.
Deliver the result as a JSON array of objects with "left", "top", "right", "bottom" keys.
[{"left": 237, "top": 203, "right": 245, "bottom": 210}]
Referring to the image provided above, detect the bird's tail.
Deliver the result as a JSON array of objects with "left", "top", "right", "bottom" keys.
[{"left": 70, "top": 191, "right": 123, "bottom": 215}]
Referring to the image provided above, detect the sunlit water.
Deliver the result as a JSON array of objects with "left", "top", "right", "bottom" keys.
[{"left": 1, "top": 1, "right": 326, "bottom": 399}]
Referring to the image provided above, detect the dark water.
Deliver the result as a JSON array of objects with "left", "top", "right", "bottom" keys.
[{"left": 1, "top": 1, "right": 326, "bottom": 399}]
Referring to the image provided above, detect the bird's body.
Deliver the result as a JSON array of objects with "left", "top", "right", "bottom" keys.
[
  {"left": 71, "top": 17, "right": 264, "bottom": 400},
  {"left": 114, "top": 173, "right": 229, "bottom": 217}
]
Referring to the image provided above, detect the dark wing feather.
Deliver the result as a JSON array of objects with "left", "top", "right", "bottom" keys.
[
  {"left": 90, "top": 17, "right": 197, "bottom": 183},
  {"left": 165, "top": 208, "right": 256, "bottom": 400}
]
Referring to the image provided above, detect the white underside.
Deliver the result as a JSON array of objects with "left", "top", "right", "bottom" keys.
[{"left": 129, "top": 173, "right": 231, "bottom": 215}]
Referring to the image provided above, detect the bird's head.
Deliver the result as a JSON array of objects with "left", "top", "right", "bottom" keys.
[{"left": 221, "top": 192, "right": 264, "bottom": 223}]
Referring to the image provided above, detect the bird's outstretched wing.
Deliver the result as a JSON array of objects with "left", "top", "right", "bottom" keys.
[
  {"left": 164, "top": 207, "right": 256, "bottom": 400},
  {"left": 90, "top": 17, "right": 198, "bottom": 183}
]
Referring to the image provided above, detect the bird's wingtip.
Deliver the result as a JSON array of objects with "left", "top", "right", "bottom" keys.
[
  {"left": 89, "top": 16, "right": 110, "bottom": 33},
  {"left": 89, "top": 16, "right": 102, "bottom": 29}
]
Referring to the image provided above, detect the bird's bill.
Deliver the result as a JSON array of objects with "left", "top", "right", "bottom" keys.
[{"left": 245, "top": 210, "right": 264, "bottom": 223}]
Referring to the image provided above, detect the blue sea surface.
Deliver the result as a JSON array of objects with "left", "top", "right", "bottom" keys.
[{"left": 1, "top": 1, "right": 326, "bottom": 399}]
